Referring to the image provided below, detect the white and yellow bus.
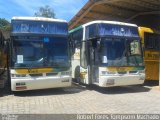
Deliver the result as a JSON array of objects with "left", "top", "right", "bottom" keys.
[
  {"left": 69, "top": 20, "right": 145, "bottom": 87},
  {"left": 10, "top": 17, "right": 71, "bottom": 91}
]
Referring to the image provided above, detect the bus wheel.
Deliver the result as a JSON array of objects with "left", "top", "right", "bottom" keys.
[{"left": 74, "top": 66, "right": 80, "bottom": 83}]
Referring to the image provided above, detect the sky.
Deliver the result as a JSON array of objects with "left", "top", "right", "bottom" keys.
[{"left": 0, "top": 0, "right": 88, "bottom": 22}]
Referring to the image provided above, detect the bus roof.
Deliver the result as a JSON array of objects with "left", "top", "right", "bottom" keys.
[
  {"left": 69, "top": 20, "right": 138, "bottom": 34},
  {"left": 82, "top": 20, "right": 138, "bottom": 27},
  {"left": 11, "top": 16, "right": 67, "bottom": 23}
]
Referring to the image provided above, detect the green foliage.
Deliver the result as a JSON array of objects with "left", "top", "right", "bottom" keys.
[
  {"left": 0, "top": 18, "right": 10, "bottom": 27},
  {"left": 34, "top": 5, "right": 55, "bottom": 18},
  {"left": 0, "top": 18, "right": 11, "bottom": 31}
]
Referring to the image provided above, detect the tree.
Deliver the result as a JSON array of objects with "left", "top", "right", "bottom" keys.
[
  {"left": 0, "top": 18, "right": 11, "bottom": 31},
  {"left": 34, "top": 5, "right": 55, "bottom": 18}
]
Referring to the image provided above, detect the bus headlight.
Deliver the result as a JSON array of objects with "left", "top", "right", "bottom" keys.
[
  {"left": 139, "top": 70, "right": 145, "bottom": 74},
  {"left": 61, "top": 71, "right": 71, "bottom": 76},
  {"left": 101, "top": 71, "right": 117, "bottom": 75},
  {"left": 101, "top": 71, "right": 107, "bottom": 75},
  {"left": 11, "top": 74, "right": 26, "bottom": 77}
]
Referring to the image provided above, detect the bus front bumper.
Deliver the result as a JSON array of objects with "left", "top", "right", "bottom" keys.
[
  {"left": 11, "top": 76, "right": 72, "bottom": 91},
  {"left": 99, "top": 74, "right": 145, "bottom": 87}
]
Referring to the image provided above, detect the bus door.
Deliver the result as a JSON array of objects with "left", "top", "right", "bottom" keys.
[{"left": 87, "top": 39, "right": 99, "bottom": 83}]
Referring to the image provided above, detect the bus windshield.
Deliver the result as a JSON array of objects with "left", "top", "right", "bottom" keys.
[
  {"left": 12, "top": 36, "right": 70, "bottom": 68},
  {"left": 99, "top": 37, "right": 143, "bottom": 67},
  {"left": 12, "top": 20, "right": 68, "bottom": 35}
]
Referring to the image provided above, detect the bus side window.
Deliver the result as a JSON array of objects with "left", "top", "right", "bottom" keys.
[
  {"left": 85, "top": 24, "right": 98, "bottom": 39},
  {"left": 72, "top": 28, "right": 83, "bottom": 48}
]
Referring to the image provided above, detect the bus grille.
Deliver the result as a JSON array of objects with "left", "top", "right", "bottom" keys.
[
  {"left": 129, "top": 71, "right": 137, "bottom": 74},
  {"left": 117, "top": 71, "right": 127, "bottom": 74},
  {"left": 29, "top": 73, "right": 43, "bottom": 77},
  {"left": 46, "top": 73, "right": 58, "bottom": 76}
]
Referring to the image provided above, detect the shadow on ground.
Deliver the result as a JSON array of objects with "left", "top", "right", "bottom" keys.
[
  {"left": 0, "top": 84, "right": 12, "bottom": 97},
  {"left": 74, "top": 82, "right": 151, "bottom": 94},
  {"left": 0, "top": 83, "right": 86, "bottom": 97},
  {"left": 144, "top": 80, "right": 159, "bottom": 86}
]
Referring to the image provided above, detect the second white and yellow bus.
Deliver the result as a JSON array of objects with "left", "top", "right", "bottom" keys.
[{"left": 70, "top": 20, "right": 145, "bottom": 87}]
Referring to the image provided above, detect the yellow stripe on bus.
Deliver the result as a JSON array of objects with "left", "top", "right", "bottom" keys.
[
  {"left": 15, "top": 68, "right": 53, "bottom": 74},
  {"left": 107, "top": 67, "right": 137, "bottom": 72}
]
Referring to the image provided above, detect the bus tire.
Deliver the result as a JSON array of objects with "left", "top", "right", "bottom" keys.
[{"left": 74, "top": 66, "right": 80, "bottom": 83}]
